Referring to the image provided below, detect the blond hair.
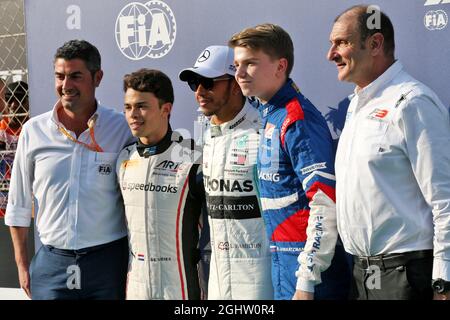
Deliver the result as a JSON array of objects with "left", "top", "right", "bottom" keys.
[{"left": 229, "top": 23, "right": 294, "bottom": 77}]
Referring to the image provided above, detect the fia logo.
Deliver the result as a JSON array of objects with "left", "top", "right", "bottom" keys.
[
  {"left": 424, "top": 10, "right": 448, "bottom": 30},
  {"left": 98, "top": 164, "right": 112, "bottom": 175},
  {"left": 115, "top": 1, "right": 176, "bottom": 60}
]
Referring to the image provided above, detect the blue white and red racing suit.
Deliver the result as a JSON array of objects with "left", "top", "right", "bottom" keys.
[{"left": 254, "top": 79, "right": 350, "bottom": 300}]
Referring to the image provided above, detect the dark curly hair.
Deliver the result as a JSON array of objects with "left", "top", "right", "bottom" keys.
[
  {"left": 123, "top": 68, "right": 174, "bottom": 106},
  {"left": 54, "top": 39, "right": 101, "bottom": 77}
]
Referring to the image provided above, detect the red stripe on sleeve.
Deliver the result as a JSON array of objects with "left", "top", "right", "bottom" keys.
[
  {"left": 271, "top": 209, "right": 309, "bottom": 242},
  {"left": 280, "top": 98, "right": 304, "bottom": 148},
  {"left": 306, "top": 181, "right": 336, "bottom": 203}
]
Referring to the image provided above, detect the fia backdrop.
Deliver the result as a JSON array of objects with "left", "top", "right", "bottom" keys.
[
  {"left": 0, "top": 0, "right": 447, "bottom": 292},
  {"left": 24, "top": 0, "right": 450, "bottom": 139}
]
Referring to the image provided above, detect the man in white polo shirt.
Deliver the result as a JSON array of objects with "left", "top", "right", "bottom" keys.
[{"left": 5, "top": 39, "right": 134, "bottom": 300}]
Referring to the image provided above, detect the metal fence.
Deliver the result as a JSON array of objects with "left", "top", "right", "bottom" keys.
[
  {"left": 0, "top": 0, "right": 33, "bottom": 290},
  {"left": 0, "top": 0, "right": 28, "bottom": 217}
]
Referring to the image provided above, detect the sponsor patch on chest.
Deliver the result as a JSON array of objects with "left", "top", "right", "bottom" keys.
[
  {"left": 265, "top": 123, "right": 276, "bottom": 139},
  {"left": 98, "top": 164, "right": 112, "bottom": 175},
  {"left": 367, "top": 108, "right": 389, "bottom": 120}
]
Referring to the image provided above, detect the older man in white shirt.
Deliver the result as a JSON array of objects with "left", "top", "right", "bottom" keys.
[{"left": 328, "top": 5, "right": 450, "bottom": 300}]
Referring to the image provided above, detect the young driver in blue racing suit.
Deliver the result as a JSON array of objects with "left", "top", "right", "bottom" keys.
[{"left": 230, "top": 23, "right": 351, "bottom": 300}]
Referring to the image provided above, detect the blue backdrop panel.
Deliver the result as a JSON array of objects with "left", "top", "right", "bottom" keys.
[{"left": 24, "top": 0, "right": 450, "bottom": 139}]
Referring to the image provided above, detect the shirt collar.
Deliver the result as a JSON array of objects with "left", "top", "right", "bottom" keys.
[
  {"left": 51, "top": 100, "right": 103, "bottom": 130},
  {"left": 354, "top": 60, "right": 403, "bottom": 102}
]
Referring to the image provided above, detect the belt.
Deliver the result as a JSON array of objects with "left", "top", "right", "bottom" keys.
[
  {"left": 354, "top": 250, "right": 433, "bottom": 270},
  {"left": 46, "top": 236, "right": 127, "bottom": 256}
]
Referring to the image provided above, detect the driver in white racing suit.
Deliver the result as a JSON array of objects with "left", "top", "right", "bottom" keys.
[
  {"left": 179, "top": 46, "right": 273, "bottom": 299},
  {"left": 117, "top": 69, "right": 208, "bottom": 300}
]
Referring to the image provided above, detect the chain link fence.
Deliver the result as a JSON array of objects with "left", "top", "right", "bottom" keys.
[
  {"left": 0, "top": 0, "right": 29, "bottom": 217},
  {"left": 0, "top": 0, "right": 33, "bottom": 290}
]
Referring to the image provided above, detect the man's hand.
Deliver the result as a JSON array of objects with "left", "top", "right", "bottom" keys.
[
  {"left": 292, "top": 290, "right": 314, "bottom": 300},
  {"left": 434, "top": 292, "right": 450, "bottom": 300},
  {"left": 10, "top": 226, "right": 31, "bottom": 299},
  {"left": 125, "top": 272, "right": 129, "bottom": 299},
  {"left": 17, "top": 264, "right": 31, "bottom": 299}
]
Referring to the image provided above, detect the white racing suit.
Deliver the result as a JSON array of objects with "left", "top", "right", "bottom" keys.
[
  {"left": 202, "top": 101, "right": 273, "bottom": 299},
  {"left": 117, "top": 129, "right": 207, "bottom": 300}
]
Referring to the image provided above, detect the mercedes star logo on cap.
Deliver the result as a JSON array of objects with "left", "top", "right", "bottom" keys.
[{"left": 197, "top": 49, "right": 210, "bottom": 62}]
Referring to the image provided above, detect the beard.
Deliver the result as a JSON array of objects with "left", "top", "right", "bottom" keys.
[
  {"left": 200, "top": 107, "right": 215, "bottom": 117},
  {"left": 203, "top": 83, "right": 232, "bottom": 118}
]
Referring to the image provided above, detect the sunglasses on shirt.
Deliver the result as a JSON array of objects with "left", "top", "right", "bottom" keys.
[{"left": 187, "top": 75, "right": 233, "bottom": 92}]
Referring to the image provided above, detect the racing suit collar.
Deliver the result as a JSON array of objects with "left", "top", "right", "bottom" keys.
[
  {"left": 136, "top": 125, "right": 174, "bottom": 157},
  {"left": 209, "top": 100, "right": 254, "bottom": 138},
  {"left": 257, "top": 78, "right": 300, "bottom": 118}
]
